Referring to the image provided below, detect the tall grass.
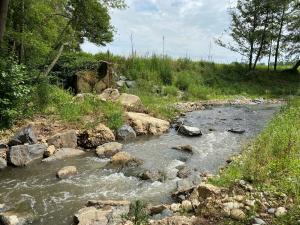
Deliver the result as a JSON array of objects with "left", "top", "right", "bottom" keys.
[{"left": 211, "top": 97, "right": 300, "bottom": 224}]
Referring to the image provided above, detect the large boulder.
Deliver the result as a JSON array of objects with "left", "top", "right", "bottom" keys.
[
  {"left": 78, "top": 124, "right": 115, "bottom": 149},
  {"left": 42, "top": 148, "right": 85, "bottom": 162},
  {"left": 74, "top": 200, "right": 130, "bottom": 225},
  {"left": 126, "top": 112, "right": 170, "bottom": 136},
  {"left": 56, "top": 166, "right": 77, "bottom": 179},
  {"left": 9, "top": 144, "right": 47, "bottom": 166},
  {"left": 76, "top": 70, "right": 108, "bottom": 94},
  {"left": 0, "top": 158, "right": 7, "bottom": 170},
  {"left": 47, "top": 130, "right": 77, "bottom": 148},
  {"left": 177, "top": 125, "right": 202, "bottom": 137},
  {"left": 96, "top": 142, "right": 123, "bottom": 158},
  {"left": 118, "top": 94, "right": 145, "bottom": 112},
  {"left": 110, "top": 152, "right": 142, "bottom": 167},
  {"left": 98, "top": 88, "right": 120, "bottom": 102},
  {"left": 0, "top": 212, "right": 33, "bottom": 225},
  {"left": 8, "top": 125, "right": 37, "bottom": 146},
  {"left": 116, "top": 125, "right": 136, "bottom": 141}
]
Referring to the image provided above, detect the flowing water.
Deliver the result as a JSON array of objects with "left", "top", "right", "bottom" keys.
[{"left": 0, "top": 104, "right": 281, "bottom": 225}]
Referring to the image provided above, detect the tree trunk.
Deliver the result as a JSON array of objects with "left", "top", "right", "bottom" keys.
[
  {"left": 292, "top": 60, "right": 300, "bottom": 71},
  {"left": 253, "top": 10, "right": 270, "bottom": 70},
  {"left": 274, "top": 6, "right": 286, "bottom": 71},
  {"left": 43, "top": 43, "right": 66, "bottom": 77},
  {"left": 0, "top": 0, "right": 9, "bottom": 43}
]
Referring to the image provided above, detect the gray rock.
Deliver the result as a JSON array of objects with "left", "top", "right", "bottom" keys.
[
  {"left": 9, "top": 144, "right": 46, "bottom": 166},
  {"left": 0, "top": 211, "right": 33, "bottom": 225},
  {"left": 47, "top": 130, "right": 77, "bottom": 148},
  {"left": 125, "top": 81, "right": 136, "bottom": 88},
  {"left": 74, "top": 200, "right": 130, "bottom": 225},
  {"left": 116, "top": 80, "right": 126, "bottom": 88},
  {"left": 230, "top": 209, "right": 246, "bottom": 220},
  {"left": 253, "top": 218, "right": 266, "bottom": 225},
  {"left": 267, "top": 208, "right": 276, "bottom": 214},
  {"left": 178, "top": 125, "right": 202, "bottom": 137},
  {"left": 8, "top": 125, "right": 37, "bottom": 146},
  {"left": 119, "top": 76, "right": 127, "bottom": 81},
  {"left": 228, "top": 128, "right": 245, "bottom": 134},
  {"left": 160, "top": 209, "right": 174, "bottom": 218},
  {"left": 172, "top": 145, "right": 193, "bottom": 154},
  {"left": 0, "top": 158, "right": 7, "bottom": 170},
  {"left": 177, "top": 166, "right": 191, "bottom": 179},
  {"left": 117, "top": 125, "right": 136, "bottom": 141},
  {"left": 42, "top": 148, "right": 85, "bottom": 162},
  {"left": 140, "top": 170, "right": 163, "bottom": 182}
]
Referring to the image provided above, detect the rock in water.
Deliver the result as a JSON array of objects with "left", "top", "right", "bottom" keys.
[
  {"left": 77, "top": 124, "right": 115, "bottom": 149},
  {"left": 8, "top": 125, "right": 37, "bottom": 146},
  {"left": 177, "top": 125, "right": 202, "bottom": 137},
  {"left": 116, "top": 125, "right": 136, "bottom": 141},
  {"left": 47, "top": 130, "right": 77, "bottom": 148},
  {"left": 57, "top": 166, "right": 77, "bottom": 179},
  {"left": 118, "top": 93, "right": 145, "bottom": 112},
  {"left": 140, "top": 170, "right": 163, "bottom": 182},
  {"left": 0, "top": 158, "right": 7, "bottom": 170},
  {"left": 44, "top": 145, "right": 56, "bottom": 158},
  {"left": 172, "top": 145, "right": 193, "bottom": 154},
  {"left": 9, "top": 144, "right": 47, "bottom": 166},
  {"left": 0, "top": 211, "right": 33, "bottom": 225},
  {"left": 42, "top": 148, "right": 85, "bottom": 162},
  {"left": 74, "top": 200, "right": 130, "bottom": 225},
  {"left": 110, "top": 152, "right": 142, "bottom": 167},
  {"left": 228, "top": 128, "right": 245, "bottom": 134},
  {"left": 126, "top": 112, "right": 170, "bottom": 135},
  {"left": 96, "top": 142, "right": 123, "bottom": 158}
]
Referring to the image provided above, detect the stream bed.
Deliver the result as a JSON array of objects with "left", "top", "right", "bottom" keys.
[{"left": 0, "top": 103, "right": 281, "bottom": 225}]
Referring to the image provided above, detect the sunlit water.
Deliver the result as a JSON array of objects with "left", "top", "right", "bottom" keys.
[{"left": 0, "top": 104, "right": 281, "bottom": 225}]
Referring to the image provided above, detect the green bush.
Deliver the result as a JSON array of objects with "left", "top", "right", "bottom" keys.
[
  {"left": 164, "top": 85, "right": 178, "bottom": 97},
  {"left": 175, "top": 72, "right": 193, "bottom": 91},
  {"left": 0, "top": 59, "right": 32, "bottom": 127},
  {"left": 159, "top": 62, "right": 173, "bottom": 85}
]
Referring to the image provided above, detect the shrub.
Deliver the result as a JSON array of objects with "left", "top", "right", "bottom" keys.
[
  {"left": 159, "top": 62, "right": 173, "bottom": 85},
  {"left": 128, "top": 200, "right": 149, "bottom": 225},
  {"left": 0, "top": 59, "right": 32, "bottom": 127},
  {"left": 164, "top": 85, "right": 178, "bottom": 97},
  {"left": 175, "top": 72, "right": 193, "bottom": 91}
]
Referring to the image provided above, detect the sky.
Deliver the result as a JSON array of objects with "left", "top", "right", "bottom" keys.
[{"left": 81, "top": 0, "right": 241, "bottom": 63}]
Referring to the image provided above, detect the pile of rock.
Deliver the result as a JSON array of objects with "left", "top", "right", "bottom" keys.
[{"left": 116, "top": 76, "right": 136, "bottom": 89}]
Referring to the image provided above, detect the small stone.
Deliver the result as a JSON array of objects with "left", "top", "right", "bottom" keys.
[
  {"left": 177, "top": 166, "right": 191, "bottom": 179},
  {"left": 110, "top": 152, "right": 142, "bottom": 167},
  {"left": 149, "top": 205, "right": 168, "bottom": 215},
  {"left": 234, "top": 195, "right": 244, "bottom": 202},
  {"left": 230, "top": 209, "right": 246, "bottom": 220},
  {"left": 223, "top": 202, "right": 243, "bottom": 210},
  {"left": 170, "top": 203, "right": 181, "bottom": 213},
  {"left": 275, "top": 207, "right": 287, "bottom": 217},
  {"left": 267, "top": 208, "right": 276, "bottom": 214},
  {"left": 178, "top": 125, "right": 202, "bottom": 137},
  {"left": 116, "top": 125, "right": 136, "bottom": 141},
  {"left": 44, "top": 145, "right": 56, "bottom": 157},
  {"left": 56, "top": 166, "right": 77, "bottom": 179},
  {"left": 245, "top": 199, "right": 256, "bottom": 207},
  {"left": 181, "top": 200, "right": 193, "bottom": 212},
  {"left": 253, "top": 217, "right": 266, "bottom": 225}
]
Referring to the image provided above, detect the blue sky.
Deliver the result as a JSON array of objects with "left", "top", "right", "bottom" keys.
[{"left": 81, "top": 0, "right": 240, "bottom": 63}]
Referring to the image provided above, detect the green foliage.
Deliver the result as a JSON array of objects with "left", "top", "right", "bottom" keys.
[
  {"left": 175, "top": 72, "right": 193, "bottom": 91},
  {"left": 41, "top": 86, "right": 124, "bottom": 130},
  {"left": 212, "top": 97, "right": 300, "bottom": 199},
  {"left": 159, "top": 61, "right": 173, "bottom": 85},
  {"left": 0, "top": 59, "right": 32, "bottom": 127},
  {"left": 127, "top": 200, "right": 149, "bottom": 225}
]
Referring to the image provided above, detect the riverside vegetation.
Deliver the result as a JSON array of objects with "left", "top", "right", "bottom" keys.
[{"left": 0, "top": 0, "right": 300, "bottom": 224}]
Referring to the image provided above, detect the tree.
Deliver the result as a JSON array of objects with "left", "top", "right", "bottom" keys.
[
  {"left": 0, "top": 0, "right": 9, "bottom": 43},
  {"left": 216, "top": 0, "right": 265, "bottom": 70}
]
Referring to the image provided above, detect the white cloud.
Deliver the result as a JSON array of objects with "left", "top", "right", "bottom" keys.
[{"left": 81, "top": 0, "right": 241, "bottom": 63}]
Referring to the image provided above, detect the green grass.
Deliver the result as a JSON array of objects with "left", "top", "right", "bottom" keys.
[
  {"left": 211, "top": 97, "right": 300, "bottom": 224},
  {"left": 35, "top": 85, "right": 124, "bottom": 131}
]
